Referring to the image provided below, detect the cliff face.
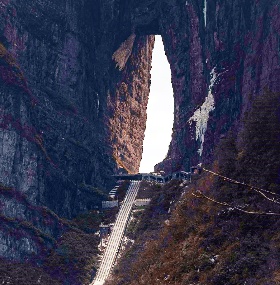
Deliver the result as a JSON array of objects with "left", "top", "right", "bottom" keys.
[
  {"left": 0, "top": 0, "right": 279, "bottom": 267},
  {"left": 0, "top": 0, "right": 154, "bottom": 210},
  {"left": 0, "top": 0, "right": 153, "bottom": 262},
  {"left": 108, "top": 35, "right": 154, "bottom": 174},
  {"left": 153, "top": 0, "right": 280, "bottom": 172}
]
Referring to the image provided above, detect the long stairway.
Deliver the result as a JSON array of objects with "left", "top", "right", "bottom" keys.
[{"left": 91, "top": 181, "right": 141, "bottom": 285}]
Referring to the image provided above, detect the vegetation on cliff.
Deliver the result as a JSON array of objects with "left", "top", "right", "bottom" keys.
[
  {"left": 106, "top": 91, "right": 280, "bottom": 285},
  {"left": 0, "top": 197, "right": 120, "bottom": 285}
]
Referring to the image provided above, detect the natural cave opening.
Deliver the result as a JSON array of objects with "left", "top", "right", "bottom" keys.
[{"left": 139, "top": 35, "right": 174, "bottom": 173}]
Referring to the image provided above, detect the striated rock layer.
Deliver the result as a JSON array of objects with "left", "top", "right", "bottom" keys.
[
  {"left": 151, "top": 0, "right": 280, "bottom": 173},
  {"left": 0, "top": 0, "right": 152, "bottom": 261},
  {"left": 108, "top": 35, "right": 154, "bottom": 174},
  {"left": 0, "top": 0, "right": 279, "bottom": 265}
]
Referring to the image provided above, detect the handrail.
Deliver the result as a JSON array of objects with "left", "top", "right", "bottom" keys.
[{"left": 113, "top": 171, "right": 192, "bottom": 183}]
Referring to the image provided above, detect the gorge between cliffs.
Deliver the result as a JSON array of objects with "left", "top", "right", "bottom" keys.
[{"left": 0, "top": 1, "right": 280, "bottom": 284}]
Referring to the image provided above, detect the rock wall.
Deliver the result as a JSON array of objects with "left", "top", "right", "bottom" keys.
[
  {"left": 0, "top": 0, "right": 153, "bottom": 213},
  {"left": 0, "top": 184, "right": 70, "bottom": 261},
  {"left": 108, "top": 35, "right": 154, "bottom": 174},
  {"left": 153, "top": 0, "right": 280, "bottom": 173},
  {"left": 0, "top": 0, "right": 152, "bottom": 261},
  {"left": 0, "top": 0, "right": 279, "bottom": 263}
]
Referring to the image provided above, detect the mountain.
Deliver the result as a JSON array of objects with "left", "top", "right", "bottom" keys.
[{"left": 0, "top": 0, "right": 279, "bottom": 284}]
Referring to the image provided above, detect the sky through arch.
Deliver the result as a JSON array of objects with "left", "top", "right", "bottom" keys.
[{"left": 139, "top": 35, "right": 174, "bottom": 173}]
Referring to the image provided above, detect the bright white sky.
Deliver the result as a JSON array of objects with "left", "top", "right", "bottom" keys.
[{"left": 139, "top": 35, "right": 174, "bottom": 173}]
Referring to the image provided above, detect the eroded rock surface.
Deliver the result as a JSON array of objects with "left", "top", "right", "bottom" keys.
[
  {"left": 0, "top": 0, "right": 153, "bottom": 261},
  {"left": 0, "top": 0, "right": 279, "bottom": 266}
]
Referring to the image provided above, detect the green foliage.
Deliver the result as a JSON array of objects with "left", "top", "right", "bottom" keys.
[
  {"left": 116, "top": 180, "right": 130, "bottom": 201},
  {"left": 0, "top": 182, "right": 14, "bottom": 191},
  {"left": 0, "top": 208, "right": 101, "bottom": 284},
  {"left": 237, "top": 90, "right": 280, "bottom": 188},
  {"left": 100, "top": 207, "right": 119, "bottom": 224},
  {"left": 125, "top": 210, "right": 144, "bottom": 237},
  {"left": 44, "top": 230, "right": 99, "bottom": 285},
  {"left": 105, "top": 91, "right": 280, "bottom": 285},
  {"left": 79, "top": 183, "right": 107, "bottom": 198},
  {"left": 214, "top": 131, "right": 238, "bottom": 177},
  {"left": 73, "top": 210, "right": 102, "bottom": 232},
  {"left": 0, "top": 258, "right": 60, "bottom": 285}
]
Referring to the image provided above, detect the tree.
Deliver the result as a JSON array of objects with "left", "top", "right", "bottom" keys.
[{"left": 237, "top": 90, "right": 280, "bottom": 190}]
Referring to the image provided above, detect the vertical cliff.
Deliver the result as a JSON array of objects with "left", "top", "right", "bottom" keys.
[
  {"left": 104, "top": 3, "right": 280, "bottom": 281},
  {"left": 154, "top": 0, "right": 280, "bottom": 172},
  {"left": 0, "top": 0, "right": 153, "bottom": 215},
  {"left": 0, "top": 0, "right": 279, "bottom": 277},
  {"left": 0, "top": 0, "right": 153, "bottom": 263},
  {"left": 108, "top": 35, "right": 154, "bottom": 174}
]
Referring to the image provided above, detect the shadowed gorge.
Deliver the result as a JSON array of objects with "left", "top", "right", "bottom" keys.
[{"left": 0, "top": 0, "right": 279, "bottom": 284}]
